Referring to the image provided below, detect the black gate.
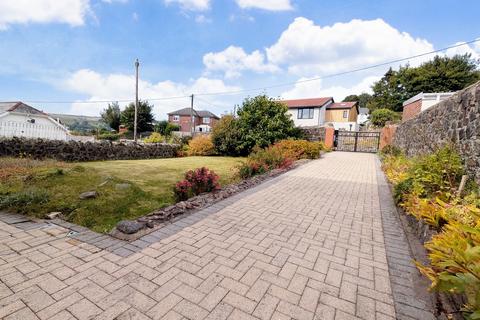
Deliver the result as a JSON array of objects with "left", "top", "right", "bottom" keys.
[{"left": 334, "top": 131, "right": 380, "bottom": 153}]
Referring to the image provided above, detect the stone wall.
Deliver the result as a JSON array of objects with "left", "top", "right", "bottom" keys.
[
  {"left": 393, "top": 81, "right": 480, "bottom": 182},
  {"left": 0, "top": 137, "right": 179, "bottom": 162},
  {"left": 300, "top": 126, "right": 326, "bottom": 142}
]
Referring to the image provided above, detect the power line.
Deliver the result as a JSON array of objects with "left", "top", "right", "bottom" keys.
[{"left": 15, "top": 37, "right": 480, "bottom": 104}]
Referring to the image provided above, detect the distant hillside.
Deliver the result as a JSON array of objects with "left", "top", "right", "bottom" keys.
[{"left": 49, "top": 113, "right": 110, "bottom": 133}]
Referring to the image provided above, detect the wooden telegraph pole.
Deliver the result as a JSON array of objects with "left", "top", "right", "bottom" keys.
[{"left": 190, "top": 94, "right": 194, "bottom": 137}]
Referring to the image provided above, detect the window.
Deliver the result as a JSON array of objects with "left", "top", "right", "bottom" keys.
[
  {"left": 203, "top": 117, "right": 210, "bottom": 124},
  {"left": 172, "top": 115, "right": 179, "bottom": 121},
  {"left": 343, "top": 110, "right": 348, "bottom": 118},
  {"left": 297, "top": 108, "right": 314, "bottom": 119}
]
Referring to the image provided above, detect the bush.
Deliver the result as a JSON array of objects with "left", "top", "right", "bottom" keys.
[
  {"left": 97, "top": 132, "right": 121, "bottom": 141},
  {"left": 211, "top": 115, "right": 244, "bottom": 156},
  {"left": 380, "top": 145, "right": 403, "bottom": 157},
  {"left": 173, "top": 167, "right": 220, "bottom": 201},
  {"left": 272, "top": 140, "right": 324, "bottom": 160},
  {"left": 236, "top": 145, "right": 294, "bottom": 179},
  {"left": 188, "top": 135, "right": 215, "bottom": 156},
  {"left": 370, "top": 108, "right": 400, "bottom": 127},
  {"left": 381, "top": 146, "right": 480, "bottom": 318},
  {"left": 143, "top": 132, "right": 164, "bottom": 143}
]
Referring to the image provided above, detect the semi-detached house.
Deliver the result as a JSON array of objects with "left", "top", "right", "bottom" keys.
[{"left": 168, "top": 108, "right": 220, "bottom": 134}]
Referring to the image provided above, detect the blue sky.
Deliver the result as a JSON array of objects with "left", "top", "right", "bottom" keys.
[{"left": 0, "top": 0, "right": 479, "bottom": 119}]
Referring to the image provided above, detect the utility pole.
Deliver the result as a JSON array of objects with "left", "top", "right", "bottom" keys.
[
  {"left": 190, "top": 94, "right": 194, "bottom": 137},
  {"left": 134, "top": 59, "right": 140, "bottom": 142}
]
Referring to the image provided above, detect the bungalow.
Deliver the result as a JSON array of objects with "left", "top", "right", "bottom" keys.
[
  {"left": 168, "top": 108, "right": 219, "bottom": 134},
  {"left": 0, "top": 102, "right": 70, "bottom": 140},
  {"left": 402, "top": 92, "right": 455, "bottom": 122},
  {"left": 281, "top": 97, "right": 359, "bottom": 131}
]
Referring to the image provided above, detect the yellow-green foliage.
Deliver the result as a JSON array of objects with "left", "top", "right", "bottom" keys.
[
  {"left": 187, "top": 135, "right": 215, "bottom": 156},
  {"left": 272, "top": 139, "right": 325, "bottom": 160},
  {"left": 382, "top": 147, "right": 480, "bottom": 318},
  {"left": 144, "top": 132, "right": 164, "bottom": 143}
]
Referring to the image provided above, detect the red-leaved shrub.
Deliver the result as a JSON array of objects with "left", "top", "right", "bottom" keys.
[{"left": 174, "top": 167, "right": 220, "bottom": 201}]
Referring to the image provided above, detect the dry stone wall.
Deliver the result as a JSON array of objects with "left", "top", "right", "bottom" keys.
[
  {"left": 393, "top": 81, "right": 480, "bottom": 182},
  {"left": 0, "top": 137, "right": 179, "bottom": 162}
]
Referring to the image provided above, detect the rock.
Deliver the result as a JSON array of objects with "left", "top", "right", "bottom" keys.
[
  {"left": 46, "top": 212, "right": 61, "bottom": 220},
  {"left": 146, "top": 221, "right": 154, "bottom": 228},
  {"left": 116, "top": 220, "right": 146, "bottom": 234},
  {"left": 79, "top": 191, "right": 97, "bottom": 200},
  {"left": 115, "top": 183, "right": 131, "bottom": 190}
]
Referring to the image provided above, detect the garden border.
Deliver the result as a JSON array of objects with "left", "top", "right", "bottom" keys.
[{"left": 377, "top": 157, "right": 465, "bottom": 319}]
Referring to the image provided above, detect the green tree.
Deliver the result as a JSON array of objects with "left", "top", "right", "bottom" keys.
[
  {"left": 211, "top": 115, "right": 243, "bottom": 156},
  {"left": 154, "top": 120, "right": 168, "bottom": 134},
  {"left": 343, "top": 93, "right": 373, "bottom": 110},
  {"left": 236, "top": 95, "right": 299, "bottom": 155},
  {"left": 370, "top": 108, "right": 399, "bottom": 127},
  {"left": 368, "top": 54, "right": 480, "bottom": 112},
  {"left": 165, "top": 123, "right": 180, "bottom": 136},
  {"left": 101, "top": 102, "right": 121, "bottom": 131},
  {"left": 120, "top": 100, "right": 155, "bottom": 132}
]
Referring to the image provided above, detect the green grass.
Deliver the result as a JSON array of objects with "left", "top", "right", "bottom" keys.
[{"left": 0, "top": 156, "right": 244, "bottom": 233}]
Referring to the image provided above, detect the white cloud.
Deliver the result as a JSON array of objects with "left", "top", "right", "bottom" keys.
[
  {"left": 195, "top": 14, "right": 211, "bottom": 23},
  {"left": 266, "top": 17, "right": 434, "bottom": 76},
  {"left": 203, "top": 46, "right": 280, "bottom": 78},
  {"left": 445, "top": 42, "right": 480, "bottom": 60},
  {"left": 236, "top": 0, "right": 293, "bottom": 11},
  {"left": 0, "top": 0, "right": 91, "bottom": 29},
  {"left": 65, "top": 69, "right": 240, "bottom": 118},
  {"left": 281, "top": 76, "right": 380, "bottom": 102},
  {"left": 164, "top": 0, "right": 210, "bottom": 11}
]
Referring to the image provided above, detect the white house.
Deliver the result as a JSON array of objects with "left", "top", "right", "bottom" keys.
[
  {"left": 281, "top": 97, "right": 360, "bottom": 131},
  {"left": 0, "top": 102, "right": 70, "bottom": 140}
]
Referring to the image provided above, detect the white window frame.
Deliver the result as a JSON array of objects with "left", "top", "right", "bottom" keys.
[
  {"left": 172, "top": 115, "right": 179, "bottom": 121},
  {"left": 343, "top": 110, "right": 348, "bottom": 119},
  {"left": 297, "top": 108, "right": 314, "bottom": 119},
  {"left": 203, "top": 117, "right": 210, "bottom": 124}
]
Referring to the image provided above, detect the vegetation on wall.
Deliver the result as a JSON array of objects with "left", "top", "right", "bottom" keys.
[{"left": 381, "top": 146, "right": 480, "bottom": 319}]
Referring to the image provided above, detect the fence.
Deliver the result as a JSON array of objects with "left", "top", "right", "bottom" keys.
[{"left": 0, "top": 121, "right": 68, "bottom": 141}]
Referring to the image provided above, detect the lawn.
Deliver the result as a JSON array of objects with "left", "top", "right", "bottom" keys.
[{"left": 0, "top": 156, "right": 244, "bottom": 233}]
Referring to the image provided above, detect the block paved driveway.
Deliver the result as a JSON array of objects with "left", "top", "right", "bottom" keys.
[{"left": 0, "top": 152, "right": 435, "bottom": 320}]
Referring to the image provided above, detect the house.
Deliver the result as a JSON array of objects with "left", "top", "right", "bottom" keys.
[
  {"left": 402, "top": 92, "right": 455, "bottom": 122},
  {"left": 357, "top": 107, "right": 370, "bottom": 126},
  {"left": 281, "top": 97, "right": 359, "bottom": 131},
  {"left": 0, "top": 102, "right": 70, "bottom": 140},
  {"left": 168, "top": 108, "right": 219, "bottom": 134}
]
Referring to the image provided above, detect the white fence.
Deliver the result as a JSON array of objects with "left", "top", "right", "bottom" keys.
[{"left": 0, "top": 121, "right": 68, "bottom": 141}]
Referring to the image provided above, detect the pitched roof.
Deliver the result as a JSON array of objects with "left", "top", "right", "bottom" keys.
[
  {"left": 168, "top": 108, "right": 219, "bottom": 119},
  {"left": 279, "top": 97, "right": 333, "bottom": 108},
  {"left": 327, "top": 102, "right": 358, "bottom": 110},
  {"left": 0, "top": 102, "right": 47, "bottom": 115}
]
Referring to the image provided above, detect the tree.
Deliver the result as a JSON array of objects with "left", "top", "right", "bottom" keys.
[
  {"left": 368, "top": 54, "right": 480, "bottom": 112},
  {"left": 154, "top": 120, "right": 168, "bottom": 134},
  {"left": 211, "top": 115, "right": 243, "bottom": 156},
  {"left": 370, "top": 108, "right": 399, "bottom": 127},
  {"left": 236, "top": 95, "right": 299, "bottom": 155},
  {"left": 101, "top": 102, "right": 121, "bottom": 131},
  {"left": 343, "top": 93, "right": 373, "bottom": 110},
  {"left": 120, "top": 100, "right": 155, "bottom": 132}
]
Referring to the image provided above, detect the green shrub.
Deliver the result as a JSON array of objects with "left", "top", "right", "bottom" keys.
[
  {"left": 97, "top": 132, "right": 121, "bottom": 141},
  {"left": 211, "top": 115, "right": 244, "bottom": 156},
  {"left": 380, "top": 145, "right": 403, "bottom": 157},
  {"left": 0, "top": 190, "right": 50, "bottom": 213},
  {"left": 144, "top": 132, "right": 164, "bottom": 143},
  {"left": 370, "top": 108, "right": 400, "bottom": 127},
  {"left": 393, "top": 178, "right": 414, "bottom": 204}
]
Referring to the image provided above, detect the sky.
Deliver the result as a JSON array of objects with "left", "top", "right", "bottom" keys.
[{"left": 0, "top": 0, "right": 479, "bottom": 119}]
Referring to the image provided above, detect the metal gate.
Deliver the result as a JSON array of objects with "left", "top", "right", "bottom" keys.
[{"left": 334, "top": 131, "right": 380, "bottom": 153}]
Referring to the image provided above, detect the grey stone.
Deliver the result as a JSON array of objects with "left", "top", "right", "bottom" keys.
[
  {"left": 115, "top": 183, "right": 131, "bottom": 190},
  {"left": 116, "top": 220, "right": 146, "bottom": 234},
  {"left": 79, "top": 191, "right": 97, "bottom": 200},
  {"left": 46, "top": 212, "right": 62, "bottom": 220}
]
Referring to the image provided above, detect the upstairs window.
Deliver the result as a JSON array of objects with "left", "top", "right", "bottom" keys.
[
  {"left": 172, "top": 115, "right": 179, "bottom": 121},
  {"left": 343, "top": 110, "right": 348, "bottom": 118},
  {"left": 297, "top": 108, "right": 314, "bottom": 119},
  {"left": 203, "top": 117, "right": 210, "bottom": 124}
]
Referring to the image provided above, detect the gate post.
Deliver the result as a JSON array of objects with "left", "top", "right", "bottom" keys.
[{"left": 354, "top": 132, "right": 359, "bottom": 152}]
